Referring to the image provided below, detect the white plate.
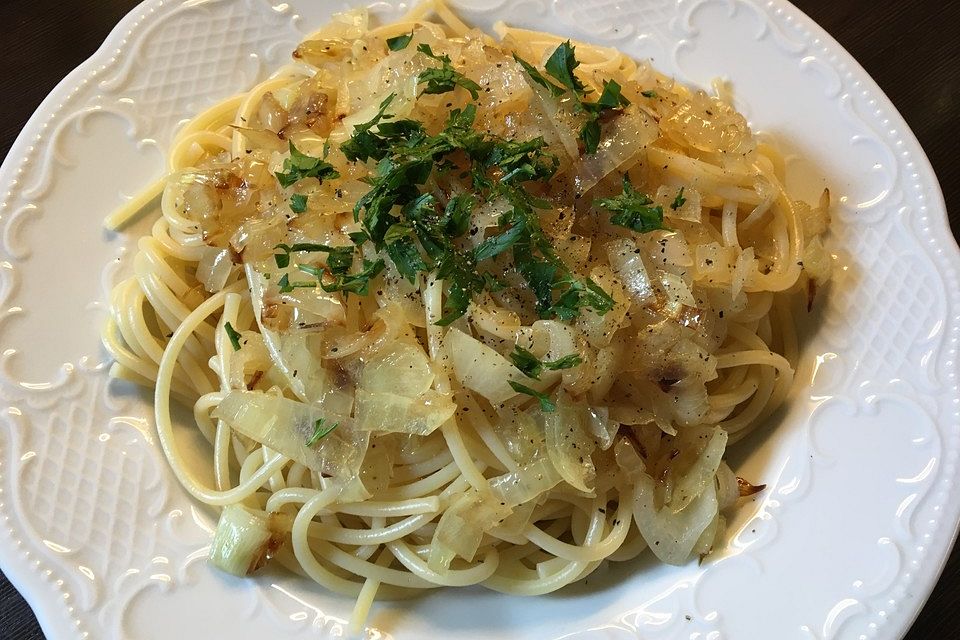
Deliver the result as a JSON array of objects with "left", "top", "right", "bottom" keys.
[{"left": 0, "top": 1, "right": 956, "bottom": 638}]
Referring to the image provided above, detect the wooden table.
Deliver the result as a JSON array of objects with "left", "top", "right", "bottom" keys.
[{"left": 1, "top": 0, "right": 957, "bottom": 637}]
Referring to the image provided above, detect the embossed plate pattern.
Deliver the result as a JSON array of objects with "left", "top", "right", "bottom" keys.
[{"left": 0, "top": 1, "right": 956, "bottom": 638}]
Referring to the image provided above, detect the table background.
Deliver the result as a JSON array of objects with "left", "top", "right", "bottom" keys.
[{"left": 0, "top": 0, "right": 957, "bottom": 638}]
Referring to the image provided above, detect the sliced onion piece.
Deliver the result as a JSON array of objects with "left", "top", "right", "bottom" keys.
[
  {"left": 212, "top": 390, "right": 366, "bottom": 480},
  {"left": 244, "top": 264, "right": 353, "bottom": 412},
  {"left": 428, "top": 491, "right": 510, "bottom": 569},
  {"left": 583, "top": 405, "right": 617, "bottom": 450},
  {"left": 209, "top": 504, "right": 292, "bottom": 576},
  {"left": 633, "top": 474, "right": 719, "bottom": 565},
  {"left": 544, "top": 393, "right": 596, "bottom": 493},
  {"left": 573, "top": 107, "right": 658, "bottom": 194},
  {"left": 657, "top": 185, "right": 702, "bottom": 223},
  {"left": 669, "top": 427, "right": 727, "bottom": 513},
  {"left": 197, "top": 247, "right": 235, "bottom": 293},
  {"left": 354, "top": 389, "right": 456, "bottom": 436},
  {"left": 489, "top": 458, "right": 561, "bottom": 507},
  {"left": 444, "top": 326, "right": 540, "bottom": 404},
  {"left": 359, "top": 342, "right": 435, "bottom": 397},
  {"left": 606, "top": 238, "right": 655, "bottom": 307}
]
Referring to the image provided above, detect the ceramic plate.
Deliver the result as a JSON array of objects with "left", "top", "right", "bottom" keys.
[{"left": 1, "top": 1, "right": 956, "bottom": 638}]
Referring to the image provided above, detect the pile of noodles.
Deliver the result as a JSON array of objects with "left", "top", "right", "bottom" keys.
[{"left": 103, "top": 0, "right": 831, "bottom": 628}]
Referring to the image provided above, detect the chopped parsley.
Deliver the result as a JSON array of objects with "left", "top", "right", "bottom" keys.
[
  {"left": 319, "top": 258, "right": 386, "bottom": 296},
  {"left": 340, "top": 94, "right": 398, "bottom": 163},
  {"left": 671, "top": 186, "right": 686, "bottom": 211},
  {"left": 508, "top": 380, "right": 557, "bottom": 412},
  {"left": 596, "top": 176, "right": 666, "bottom": 233},
  {"left": 223, "top": 322, "right": 242, "bottom": 351},
  {"left": 287, "top": 253, "right": 384, "bottom": 296},
  {"left": 274, "top": 243, "right": 353, "bottom": 271},
  {"left": 289, "top": 193, "right": 308, "bottom": 214},
  {"left": 334, "top": 72, "right": 614, "bottom": 325},
  {"left": 386, "top": 31, "right": 414, "bottom": 51},
  {"left": 277, "top": 273, "right": 316, "bottom": 293},
  {"left": 306, "top": 418, "right": 338, "bottom": 446},
  {"left": 275, "top": 141, "right": 339, "bottom": 188},
  {"left": 544, "top": 41, "right": 588, "bottom": 95},
  {"left": 641, "top": 89, "right": 658, "bottom": 98},
  {"left": 514, "top": 41, "right": 630, "bottom": 154},
  {"left": 510, "top": 345, "right": 583, "bottom": 379},
  {"left": 512, "top": 53, "right": 565, "bottom": 97},
  {"left": 416, "top": 43, "right": 481, "bottom": 99},
  {"left": 385, "top": 222, "right": 428, "bottom": 283},
  {"left": 442, "top": 194, "right": 475, "bottom": 237}
]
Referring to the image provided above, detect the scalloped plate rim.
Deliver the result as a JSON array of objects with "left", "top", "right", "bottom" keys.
[{"left": 0, "top": 0, "right": 957, "bottom": 639}]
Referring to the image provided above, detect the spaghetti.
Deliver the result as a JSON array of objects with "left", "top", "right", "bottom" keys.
[{"left": 103, "top": 0, "right": 832, "bottom": 628}]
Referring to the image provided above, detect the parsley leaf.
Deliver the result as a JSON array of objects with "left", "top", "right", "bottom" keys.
[
  {"left": 487, "top": 136, "right": 558, "bottom": 183},
  {"left": 595, "top": 176, "right": 666, "bottom": 233},
  {"left": 348, "top": 230, "right": 370, "bottom": 245},
  {"left": 474, "top": 212, "right": 528, "bottom": 262},
  {"left": 297, "top": 264, "right": 324, "bottom": 279},
  {"left": 306, "top": 418, "right": 338, "bottom": 446},
  {"left": 386, "top": 31, "right": 413, "bottom": 51},
  {"left": 544, "top": 41, "right": 587, "bottom": 95},
  {"left": 510, "top": 345, "right": 542, "bottom": 378},
  {"left": 340, "top": 94, "right": 399, "bottom": 163},
  {"left": 536, "top": 43, "right": 633, "bottom": 154},
  {"left": 596, "top": 79, "right": 631, "bottom": 109},
  {"left": 274, "top": 243, "right": 354, "bottom": 273},
  {"left": 416, "top": 43, "right": 481, "bottom": 99},
  {"left": 580, "top": 119, "right": 602, "bottom": 156},
  {"left": 277, "top": 273, "right": 316, "bottom": 293},
  {"left": 508, "top": 380, "right": 557, "bottom": 412},
  {"left": 512, "top": 53, "right": 566, "bottom": 97},
  {"left": 641, "top": 89, "right": 658, "bottom": 98},
  {"left": 548, "top": 275, "right": 616, "bottom": 320},
  {"left": 275, "top": 141, "right": 339, "bottom": 188},
  {"left": 223, "top": 322, "right": 242, "bottom": 351},
  {"left": 442, "top": 194, "right": 475, "bottom": 237},
  {"left": 509, "top": 345, "right": 583, "bottom": 379},
  {"left": 671, "top": 186, "right": 686, "bottom": 211},
  {"left": 319, "top": 258, "right": 385, "bottom": 296},
  {"left": 385, "top": 222, "right": 428, "bottom": 283},
  {"left": 289, "top": 193, "right": 308, "bottom": 214}
]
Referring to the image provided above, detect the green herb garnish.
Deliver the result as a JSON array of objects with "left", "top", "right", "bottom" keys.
[
  {"left": 275, "top": 141, "right": 339, "bottom": 188},
  {"left": 641, "top": 89, "right": 658, "bottom": 98},
  {"left": 416, "top": 43, "right": 481, "bottom": 99},
  {"left": 274, "top": 243, "right": 354, "bottom": 271},
  {"left": 385, "top": 222, "right": 428, "bottom": 283},
  {"left": 508, "top": 380, "right": 557, "bottom": 412},
  {"left": 386, "top": 31, "right": 414, "bottom": 51},
  {"left": 510, "top": 345, "right": 583, "bottom": 379},
  {"left": 335, "top": 76, "right": 613, "bottom": 325},
  {"left": 512, "top": 53, "right": 566, "bottom": 97},
  {"left": 515, "top": 41, "right": 630, "bottom": 154},
  {"left": 544, "top": 41, "right": 588, "bottom": 95},
  {"left": 306, "top": 418, "right": 338, "bottom": 446},
  {"left": 321, "top": 258, "right": 386, "bottom": 296},
  {"left": 223, "top": 322, "right": 242, "bottom": 351},
  {"left": 596, "top": 176, "right": 666, "bottom": 233},
  {"left": 277, "top": 273, "right": 316, "bottom": 293},
  {"left": 289, "top": 193, "right": 308, "bottom": 214},
  {"left": 671, "top": 186, "right": 686, "bottom": 211}
]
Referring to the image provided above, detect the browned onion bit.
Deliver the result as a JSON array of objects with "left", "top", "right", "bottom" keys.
[{"left": 737, "top": 477, "right": 766, "bottom": 497}]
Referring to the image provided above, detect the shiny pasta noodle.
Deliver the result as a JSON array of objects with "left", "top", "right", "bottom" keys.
[{"left": 102, "top": 0, "right": 831, "bottom": 629}]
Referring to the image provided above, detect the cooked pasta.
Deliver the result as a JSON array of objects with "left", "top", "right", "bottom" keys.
[{"left": 102, "top": 0, "right": 831, "bottom": 628}]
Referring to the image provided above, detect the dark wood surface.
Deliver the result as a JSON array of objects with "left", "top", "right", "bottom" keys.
[{"left": 0, "top": 0, "right": 957, "bottom": 637}]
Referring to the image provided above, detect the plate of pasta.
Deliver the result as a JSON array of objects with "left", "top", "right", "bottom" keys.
[{"left": 0, "top": 1, "right": 956, "bottom": 639}]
